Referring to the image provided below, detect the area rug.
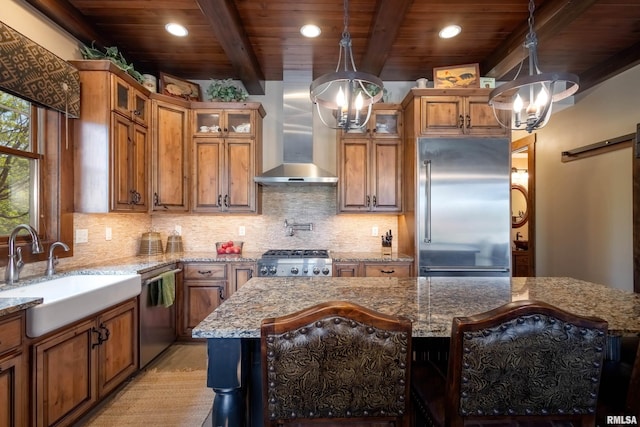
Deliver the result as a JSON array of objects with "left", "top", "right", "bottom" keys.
[{"left": 83, "top": 369, "right": 213, "bottom": 426}]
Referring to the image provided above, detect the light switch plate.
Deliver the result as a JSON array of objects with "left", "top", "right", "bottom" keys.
[
  {"left": 371, "top": 226, "right": 379, "bottom": 237},
  {"left": 239, "top": 226, "right": 246, "bottom": 236},
  {"left": 75, "top": 228, "right": 88, "bottom": 243},
  {"left": 105, "top": 227, "right": 112, "bottom": 241}
]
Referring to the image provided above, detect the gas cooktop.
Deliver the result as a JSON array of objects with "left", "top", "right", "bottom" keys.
[
  {"left": 258, "top": 249, "right": 332, "bottom": 277},
  {"left": 261, "top": 249, "right": 330, "bottom": 259}
]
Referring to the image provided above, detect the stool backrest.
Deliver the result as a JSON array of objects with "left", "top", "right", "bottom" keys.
[
  {"left": 446, "top": 300, "right": 608, "bottom": 427},
  {"left": 261, "top": 300, "right": 412, "bottom": 427}
]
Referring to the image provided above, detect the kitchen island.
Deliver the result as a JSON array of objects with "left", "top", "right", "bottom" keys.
[{"left": 193, "top": 276, "right": 640, "bottom": 426}]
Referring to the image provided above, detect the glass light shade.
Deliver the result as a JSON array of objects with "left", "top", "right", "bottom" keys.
[{"left": 310, "top": 71, "right": 383, "bottom": 130}]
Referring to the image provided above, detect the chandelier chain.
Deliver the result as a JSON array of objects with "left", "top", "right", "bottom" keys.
[
  {"left": 524, "top": 0, "right": 537, "bottom": 49},
  {"left": 343, "top": 0, "right": 349, "bottom": 37}
]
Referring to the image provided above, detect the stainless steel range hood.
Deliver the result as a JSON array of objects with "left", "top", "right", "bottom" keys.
[{"left": 254, "top": 71, "right": 338, "bottom": 186}]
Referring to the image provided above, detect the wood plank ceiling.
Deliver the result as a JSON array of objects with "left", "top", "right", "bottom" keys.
[{"left": 23, "top": 0, "right": 640, "bottom": 96}]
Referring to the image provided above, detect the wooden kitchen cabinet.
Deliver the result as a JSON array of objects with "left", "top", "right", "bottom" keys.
[
  {"left": 151, "top": 95, "right": 190, "bottom": 212},
  {"left": 72, "top": 60, "right": 151, "bottom": 213},
  {"left": 33, "top": 317, "right": 97, "bottom": 426},
  {"left": 333, "top": 262, "right": 360, "bottom": 277},
  {"left": 96, "top": 300, "right": 138, "bottom": 396},
  {"left": 333, "top": 260, "right": 413, "bottom": 277},
  {"left": 180, "top": 263, "right": 227, "bottom": 339},
  {"left": 419, "top": 91, "right": 508, "bottom": 136},
  {"left": 111, "top": 73, "right": 150, "bottom": 126},
  {"left": 512, "top": 250, "right": 531, "bottom": 277},
  {"left": 0, "top": 312, "right": 26, "bottom": 427},
  {"left": 338, "top": 104, "right": 403, "bottom": 213},
  {"left": 111, "top": 112, "right": 149, "bottom": 211},
  {"left": 363, "top": 261, "right": 412, "bottom": 277},
  {"left": 32, "top": 299, "right": 138, "bottom": 427},
  {"left": 228, "top": 262, "right": 256, "bottom": 296},
  {"left": 191, "top": 103, "right": 265, "bottom": 213}
]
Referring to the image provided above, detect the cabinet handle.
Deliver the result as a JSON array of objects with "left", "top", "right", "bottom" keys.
[
  {"left": 224, "top": 195, "right": 229, "bottom": 207},
  {"left": 133, "top": 110, "right": 141, "bottom": 116},
  {"left": 153, "top": 192, "right": 168, "bottom": 210},
  {"left": 466, "top": 114, "right": 471, "bottom": 128},
  {"left": 218, "top": 195, "right": 222, "bottom": 206},
  {"left": 380, "top": 269, "right": 395, "bottom": 274},
  {"left": 100, "top": 323, "right": 111, "bottom": 343},
  {"left": 366, "top": 195, "right": 370, "bottom": 207},
  {"left": 219, "top": 288, "right": 225, "bottom": 301},
  {"left": 91, "top": 327, "right": 102, "bottom": 349},
  {"left": 130, "top": 189, "right": 141, "bottom": 205},
  {"left": 458, "top": 115, "right": 464, "bottom": 128},
  {"left": 197, "top": 270, "right": 212, "bottom": 276},
  {"left": 372, "top": 195, "right": 377, "bottom": 207}
]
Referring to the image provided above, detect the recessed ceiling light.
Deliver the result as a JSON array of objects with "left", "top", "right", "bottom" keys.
[
  {"left": 300, "top": 24, "right": 321, "bottom": 38},
  {"left": 439, "top": 25, "right": 462, "bottom": 39},
  {"left": 165, "top": 23, "right": 188, "bottom": 37}
]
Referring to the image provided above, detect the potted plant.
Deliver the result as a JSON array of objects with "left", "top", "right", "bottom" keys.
[
  {"left": 206, "top": 79, "right": 249, "bottom": 102},
  {"left": 79, "top": 42, "right": 144, "bottom": 83}
]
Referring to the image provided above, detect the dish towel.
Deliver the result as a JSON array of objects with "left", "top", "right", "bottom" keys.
[{"left": 157, "top": 271, "right": 176, "bottom": 308}]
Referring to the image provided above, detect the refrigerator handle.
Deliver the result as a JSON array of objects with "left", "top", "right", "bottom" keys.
[{"left": 421, "top": 160, "right": 432, "bottom": 243}]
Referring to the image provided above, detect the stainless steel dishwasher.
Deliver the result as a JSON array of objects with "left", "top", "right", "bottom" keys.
[{"left": 139, "top": 265, "right": 181, "bottom": 368}]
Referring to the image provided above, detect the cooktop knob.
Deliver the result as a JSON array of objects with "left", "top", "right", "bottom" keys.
[
  {"left": 268, "top": 266, "right": 277, "bottom": 275},
  {"left": 322, "top": 267, "right": 330, "bottom": 275},
  {"left": 259, "top": 266, "right": 269, "bottom": 275},
  {"left": 313, "top": 267, "right": 320, "bottom": 275},
  {"left": 290, "top": 267, "right": 299, "bottom": 275}
]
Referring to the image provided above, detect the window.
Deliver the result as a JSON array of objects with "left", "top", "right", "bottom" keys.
[
  {"left": 0, "top": 88, "right": 74, "bottom": 264},
  {"left": 0, "top": 91, "right": 41, "bottom": 235}
]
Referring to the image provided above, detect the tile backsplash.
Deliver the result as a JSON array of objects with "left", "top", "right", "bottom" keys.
[{"left": 35, "top": 186, "right": 398, "bottom": 273}]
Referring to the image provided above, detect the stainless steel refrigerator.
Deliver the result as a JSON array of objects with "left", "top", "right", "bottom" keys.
[{"left": 418, "top": 137, "right": 511, "bottom": 276}]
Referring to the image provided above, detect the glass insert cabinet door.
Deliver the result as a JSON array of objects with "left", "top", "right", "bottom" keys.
[
  {"left": 195, "top": 111, "right": 222, "bottom": 134},
  {"left": 194, "top": 110, "right": 252, "bottom": 135},
  {"left": 372, "top": 109, "right": 400, "bottom": 136}
]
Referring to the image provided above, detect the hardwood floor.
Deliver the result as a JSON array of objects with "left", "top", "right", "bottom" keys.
[
  {"left": 74, "top": 342, "right": 210, "bottom": 426},
  {"left": 145, "top": 341, "right": 208, "bottom": 372}
]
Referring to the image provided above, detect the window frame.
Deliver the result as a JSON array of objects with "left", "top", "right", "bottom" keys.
[{"left": 0, "top": 103, "right": 74, "bottom": 266}]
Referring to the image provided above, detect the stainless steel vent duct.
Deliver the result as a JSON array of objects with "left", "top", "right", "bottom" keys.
[{"left": 254, "top": 70, "right": 338, "bottom": 186}]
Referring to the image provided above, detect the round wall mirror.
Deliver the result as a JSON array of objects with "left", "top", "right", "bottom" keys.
[{"left": 511, "top": 184, "right": 528, "bottom": 228}]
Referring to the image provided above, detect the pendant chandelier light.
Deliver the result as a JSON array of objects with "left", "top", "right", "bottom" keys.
[
  {"left": 488, "top": 0, "right": 579, "bottom": 133},
  {"left": 310, "top": 0, "right": 384, "bottom": 131}
]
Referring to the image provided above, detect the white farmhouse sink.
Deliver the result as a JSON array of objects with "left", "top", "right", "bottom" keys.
[{"left": 0, "top": 274, "right": 141, "bottom": 337}]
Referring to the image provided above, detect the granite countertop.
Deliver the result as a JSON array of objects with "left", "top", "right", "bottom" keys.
[
  {"left": 331, "top": 252, "right": 414, "bottom": 262},
  {"left": 192, "top": 276, "right": 640, "bottom": 339},
  {"left": 0, "top": 297, "right": 42, "bottom": 317},
  {"left": 0, "top": 251, "right": 416, "bottom": 317}
]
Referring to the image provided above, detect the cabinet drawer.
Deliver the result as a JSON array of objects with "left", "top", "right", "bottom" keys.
[
  {"left": 184, "top": 263, "right": 227, "bottom": 280},
  {"left": 0, "top": 314, "right": 23, "bottom": 355},
  {"left": 363, "top": 263, "right": 411, "bottom": 277}
]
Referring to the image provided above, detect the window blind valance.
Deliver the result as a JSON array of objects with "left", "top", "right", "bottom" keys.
[{"left": 0, "top": 21, "right": 80, "bottom": 117}]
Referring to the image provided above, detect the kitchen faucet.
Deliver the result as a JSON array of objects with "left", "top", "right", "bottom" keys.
[
  {"left": 5, "top": 224, "right": 44, "bottom": 285},
  {"left": 45, "top": 241, "right": 70, "bottom": 277}
]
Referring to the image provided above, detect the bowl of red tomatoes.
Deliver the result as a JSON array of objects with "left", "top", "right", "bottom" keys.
[{"left": 216, "top": 241, "right": 243, "bottom": 255}]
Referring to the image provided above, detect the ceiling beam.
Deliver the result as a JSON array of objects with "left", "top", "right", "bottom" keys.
[
  {"left": 482, "top": 0, "right": 597, "bottom": 79},
  {"left": 22, "top": 0, "right": 110, "bottom": 48},
  {"left": 578, "top": 40, "right": 640, "bottom": 93},
  {"left": 195, "top": 0, "right": 265, "bottom": 95},
  {"left": 359, "top": 0, "right": 414, "bottom": 76}
]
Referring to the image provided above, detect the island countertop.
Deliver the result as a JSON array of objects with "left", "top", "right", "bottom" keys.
[{"left": 193, "top": 276, "right": 640, "bottom": 339}]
